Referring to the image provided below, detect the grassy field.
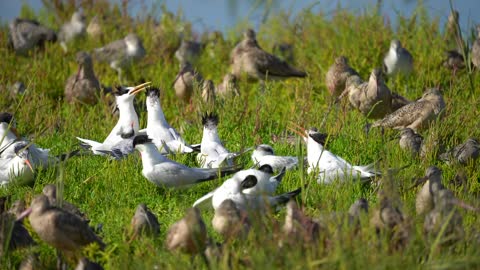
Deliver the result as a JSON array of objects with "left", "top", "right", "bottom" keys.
[{"left": 1, "top": 1, "right": 480, "bottom": 269}]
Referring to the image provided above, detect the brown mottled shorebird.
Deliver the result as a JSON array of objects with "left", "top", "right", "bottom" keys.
[
  {"left": 9, "top": 199, "right": 26, "bottom": 218},
  {"left": 42, "top": 184, "right": 89, "bottom": 223},
  {"left": 86, "top": 16, "right": 102, "bottom": 39},
  {"left": 282, "top": 200, "right": 322, "bottom": 244},
  {"left": 130, "top": 203, "right": 160, "bottom": 238},
  {"left": 342, "top": 68, "right": 392, "bottom": 119},
  {"left": 348, "top": 198, "right": 369, "bottom": 228},
  {"left": 0, "top": 202, "right": 35, "bottom": 256},
  {"left": 371, "top": 88, "right": 445, "bottom": 131},
  {"left": 93, "top": 33, "right": 146, "bottom": 81},
  {"left": 216, "top": 73, "right": 240, "bottom": 97},
  {"left": 390, "top": 92, "right": 411, "bottom": 111},
  {"left": 65, "top": 51, "right": 101, "bottom": 105},
  {"left": 413, "top": 166, "right": 445, "bottom": 216},
  {"left": 439, "top": 138, "right": 479, "bottom": 165},
  {"left": 212, "top": 199, "right": 249, "bottom": 240},
  {"left": 58, "top": 11, "right": 86, "bottom": 51},
  {"left": 173, "top": 61, "right": 203, "bottom": 103},
  {"left": 383, "top": 39, "right": 414, "bottom": 76},
  {"left": 75, "top": 257, "right": 104, "bottom": 270},
  {"left": 165, "top": 207, "right": 207, "bottom": 255},
  {"left": 175, "top": 39, "right": 204, "bottom": 64},
  {"left": 398, "top": 128, "right": 423, "bottom": 156},
  {"left": 471, "top": 25, "right": 480, "bottom": 69},
  {"left": 230, "top": 29, "right": 306, "bottom": 81},
  {"left": 8, "top": 18, "right": 57, "bottom": 55},
  {"left": 18, "top": 195, "right": 105, "bottom": 268},
  {"left": 201, "top": 79, "right": 216, "bottom": 106},
  {"left": 423, "top": 189, "right": 464, "bottom": 245},
  {"left": 326, "top": 56, "right": 360, "bottom": 97},
  {"left": 443, "top": 50, "right": 465, "bottom": 71}
]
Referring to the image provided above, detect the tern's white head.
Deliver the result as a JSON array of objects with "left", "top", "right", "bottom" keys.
[
  {"left": 201, "top": 113, "right": 220, "bottom": 142},
  {"left": 252, "top": 144, "right": 274, "bottom": 163},
  {"left": 113, "top": 81, "right": 151, "bottom": 109},
  {"left": 11, "top": 141, "right": 34, "bottom": 172},
  {"left": 390, "top": 39, "right": 401, "bottom": 52}
]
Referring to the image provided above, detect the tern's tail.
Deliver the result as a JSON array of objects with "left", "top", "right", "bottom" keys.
[
  {"left": 202, "top": 165, "right": 243, "bottom": 181},
  {"left": 353, "top": 164, "right": 381, "bottom": 180},
  {"left": 270, "top": 186, "right": 302, "bottom": 206},
  {"left": 56, "top": 149, "right": 80, "bottom": 161}
]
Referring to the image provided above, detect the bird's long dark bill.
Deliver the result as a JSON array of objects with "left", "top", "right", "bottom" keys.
[
  {"left": 129, "top": 81, "right": 152, "bottom": 95},
  {"left": 16, "top": 207, "right": 32, "bottom": 221},
  {"left": 408, "top": 176, "right": 428, "bottom": 189}
]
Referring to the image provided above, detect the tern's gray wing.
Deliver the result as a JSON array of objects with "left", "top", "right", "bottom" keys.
[
  {"left": 97, "top": 138, "right": 134, "bottom": 159},
  {"left": 94, "top": 39, "right": 126, "bottom": 62}
]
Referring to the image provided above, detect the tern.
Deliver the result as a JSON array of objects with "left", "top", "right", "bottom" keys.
[
  {"left": 93, "top": 33, "right": 146, "bottom": 81},
  {"left": 0, "top": 141, "right": 34, "bottom": 186},
  {"left": 8, "top": 18, "right": 57, "bottom": 55},
  {"left": 290, "top": 126, "right": 379, "bottom": 183},
  {"left": 230, "top": 29, "right": 306, "bottom": 82},
  {"left": 383, "top": 39, "right": 413, "bottom": 77},
  {"left": 251, "top": 144, "right": 299, "bottom": 172},
  {"left": 64, "top": 51, "right": 101, "bottom": 105},
  {"left": 76, "top": 82, "right": 150, "bottom": 155},
  {"left": 371, "top": 88, "right": 445, "bottom": 132},
  {"left": 197, "top": 113, "right": 241, "bottom": 168},
  {"left": 325, "top": 56, "right": 360, "bottom": 97},
  {"left": 58, "top": 11, "right": 86, "bottom": 51},
  {"left": 138, "top": 87, "right": 194, "bottom": 154},
  {"left": 133, "top": 135, "right": 240, "bottom": 188}
]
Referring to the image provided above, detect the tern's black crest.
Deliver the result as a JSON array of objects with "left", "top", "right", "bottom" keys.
[
  {"left": 308, "top": 129, "right": 328, "bottom": 145},
  {"left": 0, "top": 112, "right": 14, "bottom": 124},
  {"left": 202, "top": 113, "right": 219, "bottom": 129},
  {"left": 256, "top": 144, "right": 274, "bottom": 155},
  {"left": 146, "top": 87, "right": 160, "bottom": 98},
  {"left": 258, "top": 164, "right": 274, "bottom": 175},
  {"left": 133, "top": 135, "right": 153, "bottom": 147},
  {"left": 13, "top": 142, "right": 29, "bottom": 154},
  {"left": 120, "top": 128, "right": 135, "bottom": 139},
  {"left": 112, "top": 85, "right": 130, "bottom": 96},
  {"left": 241, "top": 175, "right": 257, "bottom": 189}
]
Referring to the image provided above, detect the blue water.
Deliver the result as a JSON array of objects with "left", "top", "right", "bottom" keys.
[{"left": 1, "top": 0, "right": 479, "bottom": 34}]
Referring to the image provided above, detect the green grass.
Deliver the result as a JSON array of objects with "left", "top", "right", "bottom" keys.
[{"left": 1, "top": 1, "right": 480, "bottom": 269}]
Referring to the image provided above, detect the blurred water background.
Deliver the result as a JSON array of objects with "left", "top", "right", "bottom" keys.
[{"left": 1, "top": 0, "right": 479, "bottom": 34}]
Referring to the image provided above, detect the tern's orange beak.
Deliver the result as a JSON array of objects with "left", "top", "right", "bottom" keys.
[
  {"left": 129, "top": 81, "right": 152, "bottom": 95},
  {"left": 287, "top": 122, "right": 307, "bottom": 139},
  {"left": 25, "top": 159, "right": 34, "bottom": 172}
]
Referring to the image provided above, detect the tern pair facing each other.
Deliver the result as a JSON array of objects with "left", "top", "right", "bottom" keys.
[
  {"left": 193, "top": 164, "right": 301, "bottom": 212},
  {"left": 132, "top": 135, "right": 240, "bottom": 188},
  {"left": 289, "top": 124, "right": 380, "bottom": 183},
  {"left": 77, "top": 82, "right": 194, "bottom": 159}
]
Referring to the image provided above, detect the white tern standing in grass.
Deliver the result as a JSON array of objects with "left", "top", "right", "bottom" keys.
[
  {"left": 383, "top": 39, "right": 413, "bottom": 77},
  {"left": 133, "top": 135, "right": 240, "bottom": 188},
  {"left": 76, "top": 82, "right": 150, "bottom": 155},
  {"left": 58, "top": 11, "right": 86, "bottom": 52},
  {"left": 290, "top": 125, "right": 379, "bottom": 183}
]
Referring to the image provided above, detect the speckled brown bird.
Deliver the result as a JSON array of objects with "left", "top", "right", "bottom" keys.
[
  {"left": 172, "top": 61, "right": 203, "bottom": 103},
  {"left": 216, "top": 73, "right": 239, "bottom": 97},
  {"left": 230, "top": 29, "right": 306, "bottom": 81},
  {"left": 342, "top": 68, "right": 392, "bottom": 119},
  {"left": 348, "top": 198, "right": 369, "bottom": 228},
  {"left": 471, "top": 25, "right": 480, "bottom": 69},
  {"left": 326, "top": 56, "right": 360, "bottom": 97},
  {"left": 65, "top": 51, "right": 101, "bottom": 105},
  {"left": 0, "top": 203, "right": 35, "bottom": 256},
  {"left": 8, "top": 18, "right": 57, "bottom": 55},
  {"left": 130, "top": 203, "right": 160, "bottom": 238},
  {"left": 212, "top": 199, "right": 249, "bottom": 240},
  {"left": 398, "top": 128, "right": 423, "bottom": 156},
  {"left": 413, "top": 166, "right": 445, "bottom": 216},
  {"left": 439, "top": 138, "right": 479, "bottom": 165},
  {"left": 282, "top": 200, "right": 322, "bottom": 245},
  {"left": 165, "top": 207, "right": 207, "bottom": 255},
  {"left": 371, "top": 88, "right": 445, "bottom": 131},
  {"left": 42, "top": 184, "right": 89, "bottom": 223},
  {"left": 443, "top": 50, "right": 465, "bottom": 71}
]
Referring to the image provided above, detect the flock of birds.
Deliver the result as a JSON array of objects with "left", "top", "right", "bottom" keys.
[{"left": 1, "top": 7, "right": 480, "bottom": 270}]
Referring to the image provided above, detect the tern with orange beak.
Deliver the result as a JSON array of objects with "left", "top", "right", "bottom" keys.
[
  {"left": 289, "top": 124, "right": 379, "bottom": 183},
  {"left": 0, "top": 141, "right": 34, "bottom": 186},
  {"left": 76, "top": 82, "right": 150, "bottom": 155}
]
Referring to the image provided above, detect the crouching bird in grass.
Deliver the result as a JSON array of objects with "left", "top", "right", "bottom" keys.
[
  {"left": 439, "top": 138, "right": 479, "bottom": 165},
  {"left": 166, "top": 207, "right": 209, "bottom": 267},
  {"left": 17, "top": 195, "right": 105, "bottom": 270},
  {"left": 42, "top": 184, "right": 90, "bottom": 224},
  {"left": 369, "top": 88, "right": 445, "bottom": 132},
  {"left": 398, "top": 128, "right": 423, "bottom": 157},
  {"left": 325, "top": 56, "right": 360, "bottom": 97},
  {"left": 129, "top": 203, "right": 160, "bottom": 241},
  {"left": 289, "top": 125, "right": 380, "bottom": 184},
  {"left": 230, "top": 29, "right": 306, "bottom": 83},
  {"left": 281, "top": 200, "right": 326, "bottom": 247},
  {"left": 173, "top": 61, "right": 204, "bottom": 104},
  {"left": 133, "top": 135, "right": 241, "bottom": 188},
  {"left": 0, "top": 199, "right": 35, "bottom": 257},
  {"left": 8, "top": 18, "right": 57, "bottom": 55},
  {"left": 212, "top": 199, "right": 250, "bottom": 241}
]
